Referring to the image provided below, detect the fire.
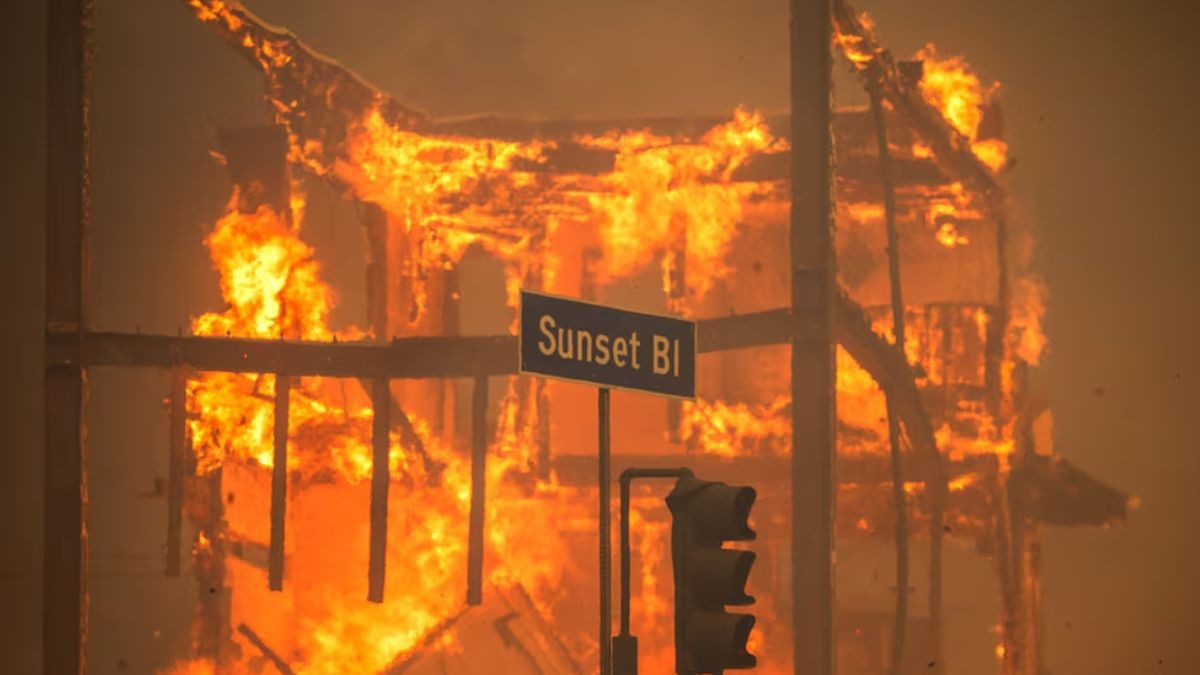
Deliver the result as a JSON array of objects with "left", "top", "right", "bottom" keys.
[
  {"left": 173, "top": 3, "right": 1060, "bottom": 673},
  {"left": 834, "top": 11, "right": 878, "bottom": 66},
  {"left": 935, "top": 221, "right": 970, "bottom": 248},
  {"left": 680, "top": 395, "right": 791, "bottom": 457},
  {"left": 574, "top": 107, "right": 781, "bottom": 307},
  {"left": 159, "top": 659, "right": 216, "bottom": 675},
  {"left": 915, "top": 43, "right": 1008, "bottom": 172},
  {"left": 192, "top": 195, "right": 333, "bottom": 342},
  {"left": 926, "top": 181, "right": 982, "bottom": 248},
  {"left": 1008, "top": 276, "right": 1049, "bottom": 366},
  {"left": 180, "top": 195, "right": 589, "bottom": 673},
  {"left": 339, "top": 107, "right": 550, "bottom": 268}
]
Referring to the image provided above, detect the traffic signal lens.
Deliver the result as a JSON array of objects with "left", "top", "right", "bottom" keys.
[
  {"left": 670, "top": 479, "right": 757, "bottom": 543},
  {"left": 684, "top": 611, "right": 757, "bottom": 670},
  {"left": 688, "top": 548, "right": 756, "bottom": 606}
]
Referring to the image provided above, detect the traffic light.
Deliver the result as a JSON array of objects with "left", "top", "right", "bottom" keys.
[{"left": 666, "top": 477, "right": 757, "bottom": 674}]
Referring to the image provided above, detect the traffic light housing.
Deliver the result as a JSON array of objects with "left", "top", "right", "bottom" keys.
[{"left": 666, "top": 477, "right": 757, "bottom": 674}]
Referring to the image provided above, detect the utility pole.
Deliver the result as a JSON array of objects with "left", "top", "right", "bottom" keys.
[
  {"left": 789, "top": 0, "right": 837, "bottom": 673},
  {"left": 44, "top": 0, "right": 91, "bottom": 673}
]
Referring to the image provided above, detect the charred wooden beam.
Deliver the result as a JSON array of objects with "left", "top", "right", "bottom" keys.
[
  {"left": 1008, "top": 451, "right": 1129, "bottom": 528},
  {"left": 43, "top": 0, "right": 91, "bottom": 672},
  {"left": 392, "top": 402, "right": 444, "bottom": 483},
  {"left": 425, "top": 112, "right": 785, "bottom": 141},
  {"left": 368, "top": 378, "right": 391, "bottom": 603},
  {"left": 832, "top": 0, "right": 1001, "bottom": 198},
  {"left": 186, "top": 0, "right": 427, "bottom": 191},
  {"left": 268, "top": 374, "right": 289, "bottom": 591},
  {"left": 551, "top": 454, "right": 983, "bottom": 489},
  {"left": 166, "top": 368, "right": 188, "bottom": 577},
  {"left": 227, "top": 536, "right": 271, "bottom": 572},
  {"left": 191, "top": 466, "right": 230, "bottom": 661},
  {"left": 361, "top": 201, "right": 389, "bottom": 340},
  {"left": 385, "top": 608, "right": 473, "bottom": 674},
  {"left": 426, "top": 108, "right": 917, "bottom": 148},
  {"left": 835, "top": 288, "right": 949, "bottom": 506},
  {"left": 505, "top": 143, "right": 947, "bottom": 186},
  {"left": 236, "top": 623, "right": 295, "bottom": 675},
  {"left": 190, "top": 3, "right": 963, "bottom": 193},
  {"left": 67, "top": 299, "right": 946, "bottom": 457},
  {"left": 65, "top": 330, "right": 518, "bottom": 379},
  {"left": 466, "top": 374, "right": 489, "bottom": 606},
  {"left": 698, "top": 307, "right": 809, "bottom": 351}
]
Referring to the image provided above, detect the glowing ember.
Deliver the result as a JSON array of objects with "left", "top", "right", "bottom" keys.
[{"left": 935, "top": 221, "right": 970, "bottom": 248}]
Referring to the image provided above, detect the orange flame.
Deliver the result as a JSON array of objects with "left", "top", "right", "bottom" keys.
[
  {"left": 176, "top": 5, "right": 1049, "bottom": 672},
  {"left": 915, "top": 43, "right": 1008, "bottom": 172},
  {"left": 579, "top": 107, "right": 781, "bottom": 305},
  {"left": 180, "top": 195, "right": 591, "bottom": 673}
]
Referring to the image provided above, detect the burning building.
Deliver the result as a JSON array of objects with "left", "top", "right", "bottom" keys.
[{"left": 40, "top": 1, "right": 1132, "bottom": 674}]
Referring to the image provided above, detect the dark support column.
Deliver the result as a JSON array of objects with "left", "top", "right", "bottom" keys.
[
  {"left": 870, "top": 79, "right": 912, "bottom": 675},
  {"left": 193, "top": 467, "right": 229, "bottom": 663},
  {"left": 790, "top": 0, "right": 837, "bottom": 674},
  {"left": 466, "top": 373, "right": 489, "bottom": 605},
  {"left": 362, "top": 202, "right": 389, "bottom": 341},
  {"left": 268, "top": 374, "right": 290, "bottom": 591},
  {"left": 364, "top": 200, "right": 392, "bottom": 604},
  {"left": 368, "top": 377, "right": 391, "bottom": 603},
  {"left": 166, "top": 368, "right": 188, "bottom": 577},
  {"left": 44, "top": 0, "right": 91, "bottom": 672}
]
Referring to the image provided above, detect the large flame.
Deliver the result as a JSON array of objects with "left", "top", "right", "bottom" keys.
[
  {"left": 181, "top": 195, "right": 590, "bottom": 673},
  {"left": 915, "top": 43, "right": 1008, "bottom": 172},
  {"left": 579, "top": 107, "right": 782, "bottom": 305}
]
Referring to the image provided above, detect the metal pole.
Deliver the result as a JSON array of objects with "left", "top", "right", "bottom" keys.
[
  {"left": 467, "top": 373, "right": 489, "bottom": 605},
  {"left": 599, "top": 387, "right": 613, "bottom": 675},
  {"left": 268, "top": 374, "right": 290, "bottom": 591},
  {"left": 617, "top": 467, "right": 695, "bottom": 637},
  {"left": 790, "top": 0, "right": 837, "bottom": 673},
  {"left": 614, "top": 467, "right": 694, "bottom": 675},
  {"left": 44, "top": 0, "right": 91, "bottom": 671}
]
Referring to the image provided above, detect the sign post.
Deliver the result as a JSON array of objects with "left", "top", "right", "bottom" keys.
[
  {"left": 599, "top": 386, "right": 612, "bottom": 675},
  {"left": 519, "top": 289, "right": 696, "bottom": 675}
]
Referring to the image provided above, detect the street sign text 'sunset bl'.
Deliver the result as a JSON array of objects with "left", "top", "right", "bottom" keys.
[{"left": 518, "top": 290, "right": 696, "bottom": 399}]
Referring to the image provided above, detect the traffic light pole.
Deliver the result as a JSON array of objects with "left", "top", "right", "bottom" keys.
[{"left": 615, "top": 467, "right": 695, "bottom": 675}]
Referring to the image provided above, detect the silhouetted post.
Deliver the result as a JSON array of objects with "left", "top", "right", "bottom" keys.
[
  {"left": 166, "top": 367, "right": 188, "bottom": 576},
  {"left": 269, "top": 374, "right": 290, "bottom": 591},
  {"left": 599, "top": 387, "right": 613, "bottom": 675},
  {"left": 43, "top": 0, "right": 91, "bottom": 671},
  {"left": 790, "top": 0, "right": 837, "bottom": 673},
  {"left": 368, "top": 377, "right": 391, "bottom": 602},
  {"left": 467, "top": 373, "right": 489, "bottom": 605}
]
